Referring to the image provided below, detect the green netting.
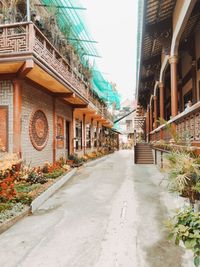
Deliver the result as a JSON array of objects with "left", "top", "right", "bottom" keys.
[
  {"left": 41, "top": 0, "right": 98, "bottom": 65},
  {"left": 92, "top": 67, "right": 121, "bottom": 110},
  {"left": 40, "top": 0, "right": 121, "bottom": 109}
]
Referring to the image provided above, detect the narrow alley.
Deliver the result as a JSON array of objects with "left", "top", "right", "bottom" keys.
[{"left": 0, "top": 151, "right": 193, "bottom": 267}]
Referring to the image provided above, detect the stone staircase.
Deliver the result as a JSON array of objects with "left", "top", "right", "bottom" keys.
[{"left": 134, "top": 143, "right": 154, "bottom": 164}]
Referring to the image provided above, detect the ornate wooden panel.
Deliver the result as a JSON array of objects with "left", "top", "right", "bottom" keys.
[
  {"left": 57, "top": 116, "right": 64, "bottom": 149},
  {"left": 190, "top": 115, "right": 195, "bottom": 140},
  {"left": 29, "top": 110, "right": 49, "bottom": 151},
  {"left": 195, "top": 112, "right": 200, "bottom": 140},
  {"left": 0, "top": 24, "right": 28, "bottom": 53},
  {"left": 0, "top": 106, "right": 8, "bottom": 151}
]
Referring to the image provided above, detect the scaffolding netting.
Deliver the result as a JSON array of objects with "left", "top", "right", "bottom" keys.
[{"left": 40, "top": 0, "right": 121, "bottom": 109}]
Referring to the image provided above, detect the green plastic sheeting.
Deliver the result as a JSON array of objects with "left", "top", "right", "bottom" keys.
[
  {"left": 40, "top": 0, "right": 121, "bottom": 109},
  {"left": 92, "top": 67, "right": 121, "bottom": 109}
]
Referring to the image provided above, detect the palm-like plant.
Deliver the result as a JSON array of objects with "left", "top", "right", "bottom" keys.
[{"left": 166, "top": 152, "right": 200, "bottom": 204}]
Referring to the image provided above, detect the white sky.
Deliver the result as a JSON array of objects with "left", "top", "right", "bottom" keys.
[{"left": 82, "top": 0, "right": 138, "bottom": 101}]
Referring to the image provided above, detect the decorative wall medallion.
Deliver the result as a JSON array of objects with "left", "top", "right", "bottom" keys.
[{"left": 29, "top": 110, "right": 49, "bottom": 151}]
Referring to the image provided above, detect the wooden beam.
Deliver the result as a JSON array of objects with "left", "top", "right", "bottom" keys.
[
  {"left": 145, "top": 17, "right": 172, "bottom": 34},
  {"left": 17, "top": 59, "right": 34, "bottom": 79},
  {"left": 143, "top": 54, "right": 161, "bottom": 66},
  {"left": 0, "top": 73, "right": 17, "bottom": 80},
  {"left": 73, "top": 104, "right": 88, "bottom": 109},
  {"left": 54, "top": 92, "right": 75, "bottom": 98}
]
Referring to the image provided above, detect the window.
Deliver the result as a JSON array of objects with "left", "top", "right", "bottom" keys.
[
  {"left": 75, "top": 119, "right": 82, "bottom": 150},
  {"left": 86, "top": 124, "right": 91, "bottom": 148}
]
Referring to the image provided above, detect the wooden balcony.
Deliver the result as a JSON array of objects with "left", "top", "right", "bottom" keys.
[
  {"left": 0, "top": 22, "right": 113, "bottom": 125},
  {"left": 149, "top": 102, "right": 200, "bottom": 145}
]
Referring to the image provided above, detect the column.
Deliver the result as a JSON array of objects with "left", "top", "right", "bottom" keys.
[
  {"left": 53, "top": 98, "right": 56, "bottom": 162},
  {"left": 153, "top": 95, "right": 158, "bottom": 129},
  {"left": 159, "top": 82, "right": 164, "bottom": 120},
  {"left": 96, "top": 121, "right": 99, "bottom": 149},
  {"left": 146, "top": 106, "right": 150, "bottom": 142},
  {"left": 83, "top": 113, "right": 86, "bottom": 154},
  {"left": 69, "top": 109, "right": 75, "bottom": 155},
  {"left": 13, "top": 79, "right": 22, "bottom": 156},
  {"left": 169, "top": 56, "right": 178, "bottom": 117},
  {"left": 149, "top": 104, "right": 153, "bottom": 133},
  {"left": 91, "top": 118, "right": 94, "bottom": 149}
]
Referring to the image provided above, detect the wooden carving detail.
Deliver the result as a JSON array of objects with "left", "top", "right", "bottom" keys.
[
  {"left": 29, "top": 110, "right": 49, "bottom": 151},
  {"left": 175, "top": 111, "right": 200, "bottom": 142},
  {"left": 33, "top": 32, "right": 87, "bottom": 96},
  {"left": 0, "top": 25, "right": 28, "bottom": 53},
  {"left": 57, "top": 116, "right": 64, "bottom": 149}
]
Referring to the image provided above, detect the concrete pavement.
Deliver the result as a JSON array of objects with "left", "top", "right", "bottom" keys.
[{"left": 0, "top": 150, "right": 193, "bottom": 267}]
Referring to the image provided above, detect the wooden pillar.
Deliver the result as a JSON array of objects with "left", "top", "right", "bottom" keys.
[
  {"left": 91, "top": 118, "right": 94, "bottom": 149},
  {"left": 13, "top": 79, "right": 22, "bottom": 156},
  {"left": 96, "top": 121, "right": 99, "bottom": 149},
  {"left": 159, "top": 82, "right": 164, "bottom": 120},
  {"left": 169, "top": 56, "right": 178, "bottom": 117},
  {"left": 153, "top": 96, "right": 158, "bottom": 129},
  {"left": 159, "top": 83, "right": 164, "bottom": 139},
  {"left": 83, "top": 113, "right": 86, "bottom": 154},
  {"left": 69, "top": 109, "right": 75, "bottom": 155},
  {"left": 149, "top": 104, "right": 153, "bottom": 133},
  {"left": 146, "top": 106, "right": 150, "bottom": 141},
  {"left": 53, "top": 98, "right": 56, "bottom": 162}
]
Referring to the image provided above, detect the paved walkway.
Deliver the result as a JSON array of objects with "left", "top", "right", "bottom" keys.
[{"left": 0, "top": 150, "right": 193, "bottom": 267}]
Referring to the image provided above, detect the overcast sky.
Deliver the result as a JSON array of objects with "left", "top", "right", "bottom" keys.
[{"left": 82, "top": 0, "right": 138, "bottom": 101}]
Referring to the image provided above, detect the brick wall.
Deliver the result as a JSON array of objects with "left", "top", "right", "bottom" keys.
[
  {"left": 21, "top": 84, "right": 54, "bottom": 166},
  {"left": 0, "top": 81, "right": 13, "bottom": 153},
  {"left": 21, "top": 83, "right": 73, "bottom": 166}
]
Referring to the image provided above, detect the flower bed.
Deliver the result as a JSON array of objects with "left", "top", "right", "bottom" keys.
[
  {"left": 0, "top": 149, "right": 114, "bottom": 227},
  {"left": 0, "top": 155, "right": 71, "bottom": 224}
]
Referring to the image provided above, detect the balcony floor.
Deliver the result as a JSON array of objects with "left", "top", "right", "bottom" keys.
[{"left": 0, "top": 150, "right": 193, "bottom": 267}]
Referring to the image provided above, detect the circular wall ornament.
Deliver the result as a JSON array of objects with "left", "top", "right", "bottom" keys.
[{"left": 29, "top": 110, "right": 49, "bottom": 151}]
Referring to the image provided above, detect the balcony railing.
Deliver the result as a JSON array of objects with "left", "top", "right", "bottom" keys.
[
  {"left": 0, "top": 22, "right": 113, "bottom": 123},
  {"left": 150, "top": 102, "right": 200, "bottom": 143}
]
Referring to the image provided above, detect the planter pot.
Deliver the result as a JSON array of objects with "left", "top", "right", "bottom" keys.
[
  {"left": 66, "top": 160, "right": 74, "bottom": 166},
  {"left": 72, "top": 162, "right": 83, "bottom": 168},
  {"left": 180, "top": 190, "right": 200, "bottom": 201},
  {"left": 13, "top": 162, "right": 22, "bottom": 172}
]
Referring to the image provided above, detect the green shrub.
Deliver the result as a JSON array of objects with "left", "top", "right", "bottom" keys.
[
  {"left": 166, "top": 207, "right": 200, "bottom": 267},
  {"left": 12, "top": 194, "right": 33, "bottom": 205},
  {"left": 0, "top": 202, "right": 12, "bottom": 212}
]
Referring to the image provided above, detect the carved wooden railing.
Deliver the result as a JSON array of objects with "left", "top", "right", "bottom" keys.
[
  {"left": 0, "top": 22, "right": 113, "bottom": 123},
  {"left": 149, "top": 102, "right": 200, "bottom": 143},
  {"left": 0, "top": 23, "right": 30, "bottom": 53}
]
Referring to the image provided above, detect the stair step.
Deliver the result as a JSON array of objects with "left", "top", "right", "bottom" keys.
[{"left": 135, "top": 143, "right": 154, "bottom": 164}]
